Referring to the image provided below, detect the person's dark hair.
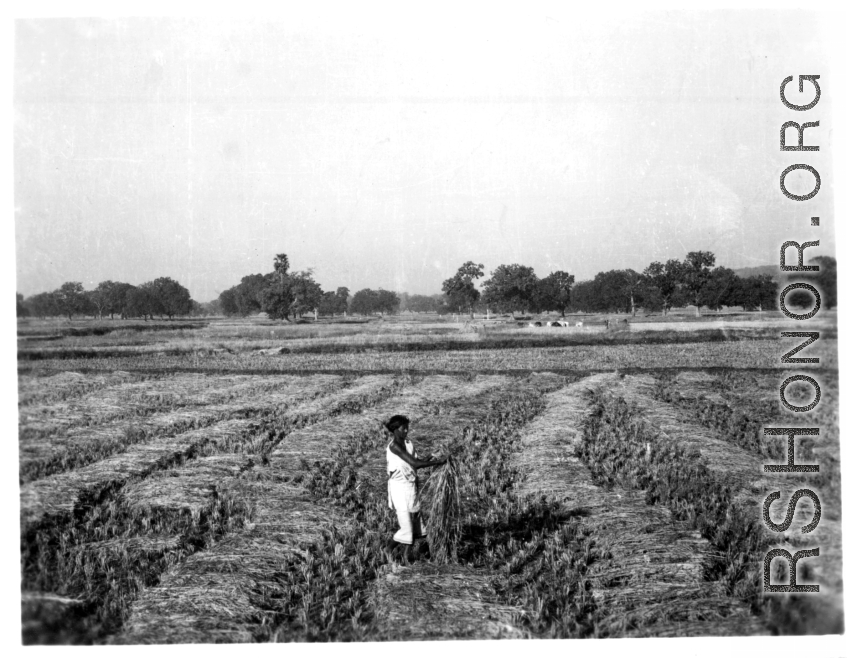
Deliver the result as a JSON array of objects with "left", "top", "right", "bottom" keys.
[{"left": 385, "top": 415, "right": 410, "bottom": 433}]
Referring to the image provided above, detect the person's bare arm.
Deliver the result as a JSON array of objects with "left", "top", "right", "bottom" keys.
[{"left": 389, "top": 442, "right": 445, "bottom": 469}]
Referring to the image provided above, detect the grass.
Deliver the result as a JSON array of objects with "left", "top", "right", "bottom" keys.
[
  {"left": 578, "top": 390, "right": 842, "bottom": 635},
  {"left": 654, "top": 373, "right": 786, "bottom": 460},
  {"left": 654, "top": 371, "right": 842, "bottom": 521},
  {"left": 20, "top": 336, "right": 837, "bottom": 375},
  {"left": 17, "top": 327, "right": 787, "bottom": 362}
]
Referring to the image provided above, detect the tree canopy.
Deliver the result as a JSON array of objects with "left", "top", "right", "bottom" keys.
[
  {"left": 441, "top": 262, "right": 485, "bottom": 317},
  {"left": 481, "top": 264, "right": 539, "bottom": 315}
]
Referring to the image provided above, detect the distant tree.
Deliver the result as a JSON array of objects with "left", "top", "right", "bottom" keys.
[
  {"left": 16, "top": 293, "right": 28, "bottom": 317},
  {"left": 147, "top": 277, "right": 193, "bottom": 319},
  {"left": 442, "top": 261, "right": 485, "bottom": 318},
  {"left": 261, "top": 253, "right": 296, "bottom": 321},
  {"left": 405, "top": 294, "right": 441, "bottom": 313},
  {"left": 236, "top": 274, "right": 270, "bottom": 315},
  {"left": 273, "top": 253, "right": 290, "bottom": 277},
  {"left": 24, "top": 292, "right": 59, "bottom": 318},
  {"left": 88, "top": 281, "right": 119, "bottom": 319},
  {"left": 569, "top": 280, "right": 595, "bottom": 313},
  {"left": 289, "top": 270, "right": 324, "bottom": 319},
  {"left": 319, "top": 287, "right": 351, "bottom": 317},
  {"left": 334, "top": 287, "right": 350, "bottom": 314},
  {"left": 591, "top": 270, "right": 635, "bottom": 313},
  {"left": 261, "top": 286, "right": 295, "bottom": 321},
  {"left": 54, "top": 282, "right": 92, "bottom": 319},
  {"left": 731, "top": 274, "right": 778, "bottom": 311},
  {"left": 679, "top": 251, "right": 716, "bottom": 316},
  {"left": 638, "top": 285, "right": 666, "bottom": 314},
  {"left": 219, "top": 287, "right": 240, "bottom": 317},
  {"left": 481, "top": 264, "right": 539, "bottom": 316},
  {"left": 319, "top": 291, "right": 339, "bottom": 317},
  {"left": 107, "top": 282, "right": 136, "bottom": 319},
  {"left": 536, "top": 271, "right": 575, "bottom": 316},
  {"left": 643, "top": 259, "right": 685, "bottom": 315},
  {"left": 375, "top": 289, "right": 401, "bottom": 315},
  {"left": 350, "top": 288, "right": 379, "bottom": 316},
  {"left": 810, "top": 256, "right": 837, "bottom": 309},
  {"left": 700, "top": 266, "right": 741, "bottom": 311},
  {"left": 124, "top": 285, "right": 156, "bottom": 320},
  {"left": 622, "top": 270, "right": 646, "bottom": 316}
]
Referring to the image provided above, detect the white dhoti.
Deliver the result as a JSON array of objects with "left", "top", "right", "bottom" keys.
[{"left": 388, "top": 479, "right": 426, "bottom": 545}]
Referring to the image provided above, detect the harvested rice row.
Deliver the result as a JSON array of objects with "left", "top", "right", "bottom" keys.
[
  {"left": 369, "top": 375, "right": 572, "bottom": 640},
  {"left": 621, "top": 373, "right": 841, "bottom": 538},
  {"left": 120, "top": 375, "right": 403, "bottom": 521},
  {"left": 21, "top": 475, "right": 251, "bottom": 643},
  {"left": 19, "top": 375, "right": 348, "bottom": 483},
  {"left": 601, "top": 374, "right": 843, "bottom": 634},
  {"left": 17, "top": 370, "right": 159, "bottom": 407},
  {"left": 21, "top": 375, "right": 401, "bottom": 644},
  {"left": 260, "top": 374, "right": 565, "bottom": 641},
  {"left": 114, "top": 374, "right": 524, "bottom": 643},
  {"left": 19, "top": 373, "right": 302, "bottom": 439},
  {"left": 20, "top": 376, "right": 378, "bottom": 528},
  {"left": 520, "top": 373, "right": 767, "bottom": 637},
  {"left": 653, "top": 370, "right": 841, "bottom": 522}
]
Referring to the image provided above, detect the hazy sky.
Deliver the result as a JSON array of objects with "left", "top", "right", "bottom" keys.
[{"left": 14, "top": 11, "right": 836, "bottom": 302}]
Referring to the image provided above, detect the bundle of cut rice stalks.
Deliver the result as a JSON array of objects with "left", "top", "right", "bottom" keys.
[{"left": 420, "top": 455, "right": 462, "bottom": 563}]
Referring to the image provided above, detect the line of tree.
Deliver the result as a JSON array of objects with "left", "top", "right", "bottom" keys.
[
  {"left": 18, "top": 250, "right": 836, "bottom": 321},
  {"left": 18, "top": 278, "right": 195, "bottom": 320},
  {"left": 438, "top": 251, "right": 836, "bottom": 317},
  {"left": 217, "top": 253, "right": 402, "bottom": 319}
]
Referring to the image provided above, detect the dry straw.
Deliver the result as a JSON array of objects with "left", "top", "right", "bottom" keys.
[{"left": 420, "top": 455, "right": 461, "bottom": 563}]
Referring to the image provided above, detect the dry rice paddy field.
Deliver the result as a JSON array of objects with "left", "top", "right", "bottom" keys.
[{"left": 17, "top": 314, "right": 842, "bottom": 643}]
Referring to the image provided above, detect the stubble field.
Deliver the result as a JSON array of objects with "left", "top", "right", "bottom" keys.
[{"left": 17, "top": 313, "right": 842, "bottom": 643}]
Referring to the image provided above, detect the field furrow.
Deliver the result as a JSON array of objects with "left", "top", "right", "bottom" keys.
[
  {"left": 18, "top": 375, "right": 348, "bottom": 483},
  {"left": 653, "top": 370, "right": 841, "bottom": 523},
  {"left": 619, "top": 374, "right": 842, "bottom": 555},
  {"left": 120, "top": 375, "right": 402, "bottom": 523},
  {"left": 19, "top": 374, "right": 301, "bottom": 438},
  {"left": 369, "top": 375, "right": 570, "bottom": 640},
  {"left": 17, "top": 370, "right": 162, "bottom": 407},
  {"left": 114, "top": 374, "right": 539, "bottom": 643},
  {"left": 21, "top": 374, "right": 402, "bottom": 643},
  {"left": 599, "top": 374, "right": 843, "bottom": 634},
  {"left": 512, "top": 373, "right": 766, "bottom": 636}
]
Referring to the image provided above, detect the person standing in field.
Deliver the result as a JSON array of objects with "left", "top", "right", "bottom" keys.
[{"left": 384, "top": 414, "right": 446, "bottom": 558}]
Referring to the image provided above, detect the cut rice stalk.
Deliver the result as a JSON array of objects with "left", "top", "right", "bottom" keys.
[{"left": 420, "top": 455, "right": 461, "bottom": 563}]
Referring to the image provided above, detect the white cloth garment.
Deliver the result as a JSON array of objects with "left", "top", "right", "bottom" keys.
[
  {"left": 392, "top": 509, "right": 427, "bottom": 545},
  {"left": 386, "top": 439, "right": 420, "bottom": 512}
]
